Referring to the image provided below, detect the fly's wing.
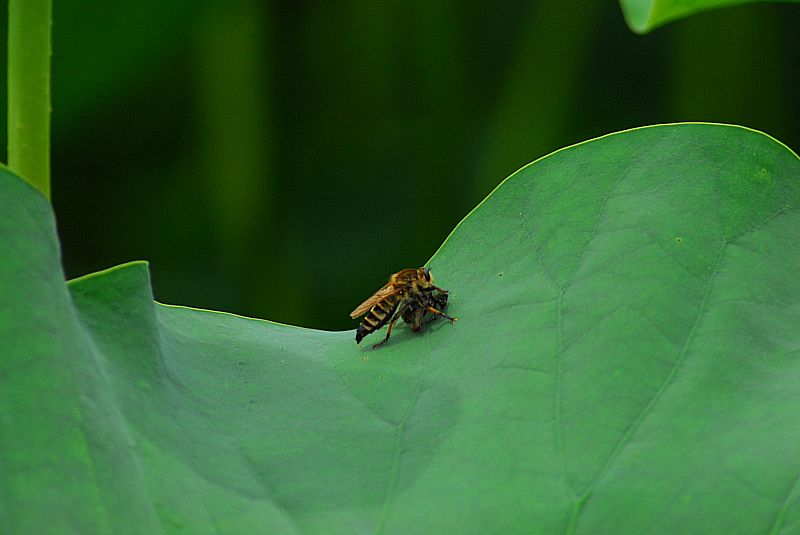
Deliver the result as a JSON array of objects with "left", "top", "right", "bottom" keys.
[{"left": 349, "top": 283, "right": 402, "bottom": 318}]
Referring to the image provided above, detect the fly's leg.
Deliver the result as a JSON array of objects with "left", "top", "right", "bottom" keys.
[
  {"left": 372, "top": 319, "right": 396, "bottom": 348},
  {"left": 425, "top": 305, "right": 457, "bottom": 324},
  {"left": 372, "top": 305, "right": 408, "bottom": 349},
  {"left": 423, "top": 313, "right": 438, "bottom": 325}
]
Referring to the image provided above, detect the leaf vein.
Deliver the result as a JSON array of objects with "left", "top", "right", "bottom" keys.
[
  {"left": 726, "top": 204, "right": 790, "bottom": 245},
  {"left": 564, "top": 238, "right": 727, "bottom": 534},
  {"left": 768, "top": 469, "right": 800, "bottom": 535},
  {"left": 554, "top": 286, "right": 577, "bottom": 498},
  {"left": 375, "top": 337, "right": 432, "bottom": 533}
]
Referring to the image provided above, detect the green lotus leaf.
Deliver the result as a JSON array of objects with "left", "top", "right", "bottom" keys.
[{"left": 2, "top": 123, "right": 799, "bottom": 534}]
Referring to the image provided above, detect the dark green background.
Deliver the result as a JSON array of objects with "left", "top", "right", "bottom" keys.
[{"left": 4, "top": 0, "right": 798, "bottom": 330}]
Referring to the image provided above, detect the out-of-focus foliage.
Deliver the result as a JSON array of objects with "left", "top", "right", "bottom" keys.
[
  {"left": 620, "top": 0, "right": 800, "bottom": 33},
  {"left": 2, "top": 0, "right": 795, "bottom": 329}
]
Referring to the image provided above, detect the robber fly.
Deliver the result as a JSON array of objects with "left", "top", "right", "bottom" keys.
[{"left": 350, "top": 267, "right": 456, "bottom": 348}]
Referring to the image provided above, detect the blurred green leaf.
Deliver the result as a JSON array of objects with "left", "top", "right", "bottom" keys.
[
  {"left": 2, "top": 124, "right": 800, "bottom": 533},
  {"left": 51, "top": 0, "right": 205, "bottom": 128},
  {"left": 474, "top": 0, "right": 602, "bottom": 199},
  {"left": 620, "top": 0, "right": 800, "bottom": 32}
]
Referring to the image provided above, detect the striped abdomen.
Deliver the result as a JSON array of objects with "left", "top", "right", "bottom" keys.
[{"left": 355, "top": 293, "right": 401, "bottom": 344}]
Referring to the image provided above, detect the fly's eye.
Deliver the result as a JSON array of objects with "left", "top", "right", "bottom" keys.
[{"left": 423, "top": 268, "right": 431, "bottom": 281}]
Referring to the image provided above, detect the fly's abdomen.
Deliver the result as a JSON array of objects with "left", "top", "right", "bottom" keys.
[{"left": 355, "top": 294, "right": 400, "bottom": 343}]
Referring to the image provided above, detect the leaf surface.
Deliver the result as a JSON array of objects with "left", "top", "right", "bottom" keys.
[{"left": 2, "top": 124, "right": 800, "bottom": 534}]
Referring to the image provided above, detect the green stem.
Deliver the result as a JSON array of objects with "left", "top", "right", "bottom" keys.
[{"left": 8, "top": 0, "right": 52, "bottom": 199}]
